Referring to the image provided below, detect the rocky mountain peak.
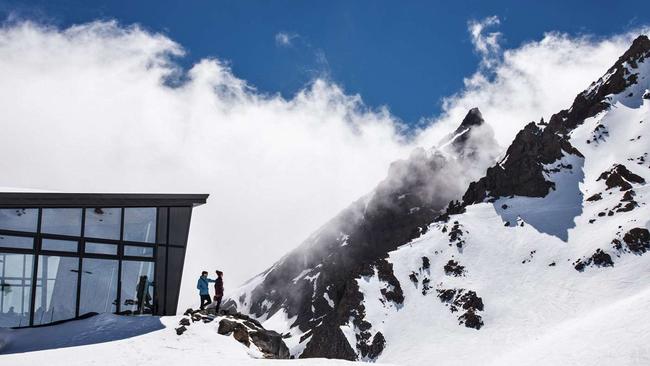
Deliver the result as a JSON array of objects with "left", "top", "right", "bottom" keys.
[
  {"left": 618, "top": 34, "right": 650, "bottom": 66},
  {"left": 459, "top": 107, "right": 484, "bottom": 129}
]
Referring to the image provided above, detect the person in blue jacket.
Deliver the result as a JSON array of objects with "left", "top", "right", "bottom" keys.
[{"left": 197, "top": 271, "right": 215, "bottom": 310}]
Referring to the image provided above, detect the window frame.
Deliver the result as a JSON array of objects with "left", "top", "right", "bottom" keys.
[{"left": 0, "top": 206, "right": 158, "bottom": 327}]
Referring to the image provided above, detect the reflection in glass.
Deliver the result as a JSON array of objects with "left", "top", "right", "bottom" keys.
[
  {"left": 41, "top": 239, "right": 78, "bottom": 253},
  {"left": 85, "top": 208, "right": 121, "bottom": 240},
  {"left": 124, "top": 246, "right": 154, "bottom": 258},
  {"left": 0, "top": 253, "right": 33, "bottom": 327},
  {"left": 79, "top": 258, "right": 118, "bottom": 315},
  {"left": 42, "top": 208, "right": 82, "bottom": 236},
  {"left": 124, "top": 208, "right": 156, "bottom": 243},
  {"left": 85, "top": 242, "right": 117, "bottom": 255},
  {"left": 121, "top": 261, "right": 155, "bottom": 315},
  {"left": 0, "top": 235, "right": 33, "bottom": 250},
  {"left": 34, "top": 256, "right": 78, "bottom": 325},
  {"left": 0, "top": 209, "right": 38, "bottom": 232}
]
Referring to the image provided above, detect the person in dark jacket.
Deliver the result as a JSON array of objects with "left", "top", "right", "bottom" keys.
[
  {"left": 213, "top": 270, "right": 224, "bottom": 313},
  {"left": 136, "top": 275, "right": 153, "bottom": 314},
  {"left": 197, "top": 271, "right": 215, "bottom": 310}
]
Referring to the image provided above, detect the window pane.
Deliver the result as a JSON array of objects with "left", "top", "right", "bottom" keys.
[
  {"left": 85, "top": 208, "right": 121, "bottom": 240},
  {"left": 0, "top": 235, "right": 33, "bottom": 250},
  {"left": 85, "top": 242, "right": 117, "bottom": 255},
  {"left": 42, "top": 239, "right": 78, "bottom": 253},
  {"left": 124, "top": 246, "right": 154, "bottom": 258},
  {"left": 0, "top": 208, "right": 37, "bottom": 232},
  {"left": 34, "top": 256, "right": 78, "bottom": 325},
  {"left": 124, "top": 208, "right": 156, "bottom": 243},
  {"left": 120, "top": 261, "right": 155, "bottom": 315},
  {"left": 41, "top": 208, "right": 82, "bottom": 236},
  {"left": 79, "top": 258, "right": 118, "bottom": 315},
  {"left": 0, "top": 253, "right": 33, "bottom": 327}
]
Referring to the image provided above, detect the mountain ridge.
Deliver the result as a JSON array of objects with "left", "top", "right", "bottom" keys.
[{"left": 226, "top": 34, "right": 650, "bottom": 364}]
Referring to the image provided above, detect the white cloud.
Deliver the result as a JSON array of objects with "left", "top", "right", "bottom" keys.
[
  {"left": 274, "top": 31, "right": 297, "bottom": 47},
  {"left": 0, "top": 20, "right": 648, "bottom": 310},
  {"left": 468, "top": 15, "right": 503, "bottom": 69}
]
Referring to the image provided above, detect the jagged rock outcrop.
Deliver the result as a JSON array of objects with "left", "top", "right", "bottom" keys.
[
  {"left": 597, "top": 164, "right": 646, "bottom": 191},
  {"left": 177, "top": 308, "right": 290, "bottom": 359},
  {"left": 463, "top": 122, "right": 583, "bottom": 204}
]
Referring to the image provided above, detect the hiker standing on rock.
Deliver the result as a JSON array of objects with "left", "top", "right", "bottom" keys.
[
  {"left": 197, "top": 271, "right": 215, "bottom": 310},
  {"left": 213, "top": 270, "right": 224, "bottom": 313}
]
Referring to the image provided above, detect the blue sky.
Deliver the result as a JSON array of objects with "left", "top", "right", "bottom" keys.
[{"left": 2, "top": 0, "right": 649, "bottom": 124}]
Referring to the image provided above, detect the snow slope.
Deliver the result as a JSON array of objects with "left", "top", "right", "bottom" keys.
[{"left": 0, "top": 314, "right": 397, "bottom": 366}]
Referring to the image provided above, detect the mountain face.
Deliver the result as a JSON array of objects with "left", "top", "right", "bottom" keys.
[{"left": 226, "top": 35, "right": 650, "bottom": 365}]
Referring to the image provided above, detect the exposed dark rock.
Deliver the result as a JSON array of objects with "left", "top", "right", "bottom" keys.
[
  {"left": 421, "top": 278, "right": 431, "bottom": 295},
  {"left": 217, "top": 315, "right": 290, "bottom": 358},
  {"left": 574, "top": 260, "right": 586, "bottom": 272},
  {"left": 448, "top": 222, "right": 466, "bottom": 249},
  {"left": 623, "top": 228, "right": 650, "bottom": 254},
  {"left": 612, "top": 238, "right": 623, "bottom": 250},
  {"left": 358, "top": 332, "right": 386, "bottom": 360},
  {"left": 436, "top": 288, "right": 485, "bottom": 329},
  {"left": 463, "top": 122, "right": 582, "bottom": 204},
  {"left": 421, "top": 256, "right": 430, "bottom": 270},
  {"left": 586, "top": 193, "right": 602, "bottom": 202},
  {"left": 300, "top": 320, "right": 357, "bottom": 360},
  {"left": 408, "top": 272, "right": 418, "bottom": 284},
  {"left": 436, "top": 200, "right": 467, "bottom": 222},
  {"left": 443, "top": 260, "right": 465, "bottom": 277},
  {"left": 218, "top": 319, "right": 251, "bottom": 347},
  {"left": 592, "top": 249, "right": 614, "bottom": 267},
  {"left": 459, "top": 291, "right": 484, "bottom": 312},
  {"left": 622, "top": 190, "right": 636, "bottom": 201},
  {"left": 250, "top": 330, "right": 290, "bottom": 359},
  {"left": 376, "top": 259, "right": 405, "bottom": 304},
  {"left": 437, "top": 289, "right": 457, "bottom": 303},
  {"left": 574, "top": 249, "right": 614, "bottom": 271},
  {"left": 175, "top": 326, "right": 187, "bottom": 335},
  {"left": 179, "top": 317, "right": 190, "bottom": 326},
  {"left": 459, "top": 310, "right": 484, "bottom": 330},
  {"left": 616, "top": 201, "right": 637, "bottom": 212},
  {"left": 598, "top": 164, "right": 645, "bottom": 191}
]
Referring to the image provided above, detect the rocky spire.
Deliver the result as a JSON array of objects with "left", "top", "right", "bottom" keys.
[{"left": 459, "top": 107, "right": 484, "bottom": 129}]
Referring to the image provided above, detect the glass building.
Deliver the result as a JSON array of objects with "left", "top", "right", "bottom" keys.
[{"left": 0, "top": 192, "right": 208, "bottom": 327}]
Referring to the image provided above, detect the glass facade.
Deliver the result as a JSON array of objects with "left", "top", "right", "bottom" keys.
[
  {"left": 0, "top": 201, "right": 199, "bottom": 328},
  {"left": 0, "top": 253, "right": 33, "bottom": 327},
  {"left": 34, "top": 255, "right": 78, "bottom": 325}
]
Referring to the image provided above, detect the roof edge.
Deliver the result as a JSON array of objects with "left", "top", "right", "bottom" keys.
[{"left": 0, "top": 193, "right": 209, "bottom": 208}]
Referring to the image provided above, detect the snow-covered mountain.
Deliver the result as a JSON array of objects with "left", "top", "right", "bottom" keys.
[{"left": 226, "top": 35, "right": 650, "bottom": 365}]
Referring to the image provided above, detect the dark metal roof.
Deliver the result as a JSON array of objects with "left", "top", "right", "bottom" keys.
[{"left": 0, "top": 193, "right": 209, "bottom": 208}]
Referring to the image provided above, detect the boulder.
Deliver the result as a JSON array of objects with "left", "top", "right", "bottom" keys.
[
  {"left": 218, "top": 319, "right": 250, "bottom": 347},
  {"left": 249, "top": 330, "right": 290, "bottom": 359}
]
